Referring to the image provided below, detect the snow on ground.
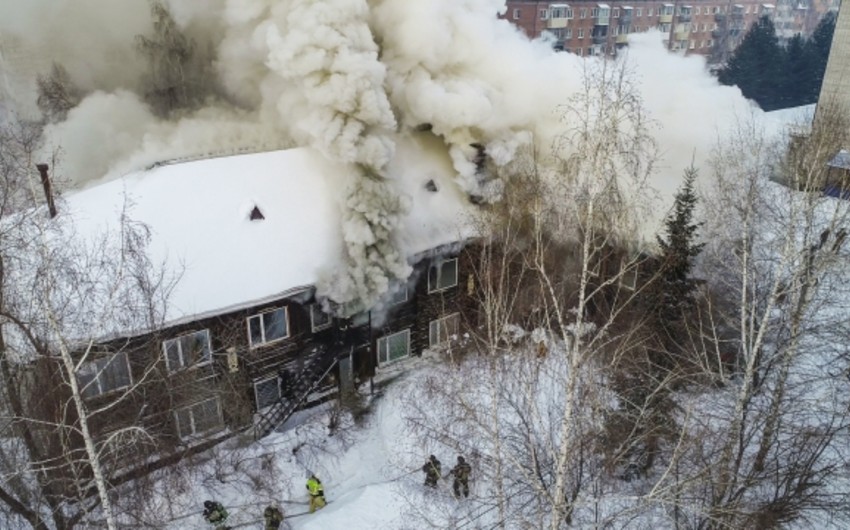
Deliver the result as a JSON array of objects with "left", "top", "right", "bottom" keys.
[{"left": 147, "top": 355, "right": 446, "bottom": 530}]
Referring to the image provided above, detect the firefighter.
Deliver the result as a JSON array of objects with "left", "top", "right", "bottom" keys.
[
  {"left": 202, "top": 500, "right": 229, "bottom": 529},
  {"left": 306, "top": 472, "right": 327, "bottom": 513},
  {"left": 449, "top": 456, "right": 472, "bottom": 498},
  {"left": 263, "top": 505, "right": 284, "bottom": 529},
  {"left": 422, "top": 455, "right": 442, "bottom": 488}
]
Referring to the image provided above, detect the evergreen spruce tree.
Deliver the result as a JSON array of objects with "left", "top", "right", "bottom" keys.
[
  {"left": 655, "top": 166, "right": 705, "bottom": 324},
  {"left": 782, "top": 34, "right": 818, "bottom": 107},
  {"left": 718, "top": 16, "right": 783, "bottom": 110},
  {"left": 807, "top": 11, "right": 837, "bottom": 100}
]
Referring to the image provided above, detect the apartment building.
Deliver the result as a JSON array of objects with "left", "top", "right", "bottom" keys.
[{"left": 503, "top": 0, "right": 833, "bottom": 61}]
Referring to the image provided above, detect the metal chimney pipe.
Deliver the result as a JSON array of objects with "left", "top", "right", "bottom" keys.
[{"left": 35, "top": 163, "right": 57, "bottom": 219}]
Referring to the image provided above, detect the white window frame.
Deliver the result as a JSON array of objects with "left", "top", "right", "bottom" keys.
[
  {"left": 565, "top": 28, "right": 573, "bottom": 38},
  {"left": 540, "top": 8, "right": 549, "bottom": 19},
  {"left": 78, "top": 352, "right": 132, "bottom": 398},
  {"left": 635, "top": 7, "right": 642, "bottom": 16},
  {"left": 377, "top": 329, "right": 411, "bottom": 365},
  {"left": 580, "top": 7, "right": 587, "bottom": 18},
  {"left": 428, "top": 258, "right": 459, "bottom": 293},
  {"left": 429, "top": 313, "right": 461, "bottom": 348},
  {"left": 253, "top": 376, "right": 282, "bottom": 410},
  {"left": 247, "top": 307, "right": 290, "bottom": 348},
  {"left": 310, "top": 304, "right": 332, "bottom": 333},
  {"left": 162, "top": 329, "right": 212, "bottom": 372},
  {"left": 648, "top": 7, "right": 654, "bottom": 16},
  {"left": 513, "top": 8, "right": 521, "bottom": 19},
  {"left": 619, "top": 260, "right": 639, "bottom": 290},
  {"left": 613, "top": 7, "right": 620, "bottom": 17},
  {"left": 578, "top": 27, "right": 585, "bottom": 38},
  {"left": 174, "top": 397, "right": 223, "bottom": 440}
]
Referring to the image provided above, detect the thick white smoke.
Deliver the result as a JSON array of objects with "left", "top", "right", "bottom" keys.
[{"left": 0, "top": 0, "right": 785, "bottom": 312}]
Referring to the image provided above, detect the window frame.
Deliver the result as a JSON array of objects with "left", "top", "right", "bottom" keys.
[
  {"left": 513, "top": 8, "right": 521, "bottom": 19},
  {"left": 540, "top": 8, "right": 549, "bottom": 19},
  {"left": 377, "top": 329, "right": 411, "bottom": 365},
  {"left": 580, "top": 7, "right": 587, "bottom": 18},
  {"left": 162, "top": 329, "right": 212, "bottom": 373},
  {"left": 427, "top": 258, "right": 459, "bottom": 293},
  {"left": 253, "top": 376, "right": 282, "bottom": 411},
  {"left": 310, "top": 304, "right": 332, "bottom": 333},
  {"left": 578, "top": 27, "right": 585, "bottom": 39},
  {"left": 247, "top": 307, "right": 290, "bottom": 348},
  {"left": 174, "top": 397, "right": 223, "bottom": 440},
  {"left": 429, "top": 313, "right": 461, "bottom": 348},
  {"left": 389, "top": 285, "right": 409, "bottom": 306},
  {"left": 619, "top": 260, "right": 639, "bottom": 291},
  {"left": 78, "top": 352, "right": 133, "bottom": 399}
]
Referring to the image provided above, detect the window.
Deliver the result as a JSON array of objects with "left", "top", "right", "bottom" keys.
[
  {"left": 745, "top": 5, "right": 750, "bottom": 13},
  {"left": 309, "top": 304, "right": 332, "bottom": 333},
  {"left": 248, "top": 307, "right": 289, "bottom": 347},
  {"left": 254, "top": 377, "right": 281, "bottom": 410},
  {"left": 592, "top": 7, "right": 599, "bottom": 17},
  {"left": 540, "top": 8, "right": 549, "bottom": 19},
  {"left": 635, "top": 7, "right": 642, "bottom": 16},
  {"left": 377, "top": 329, "right": 410, "bottom": 364},
  {"left": 388, "top": 285, "right": 408, "bottom": 306},
  {"left": 648, "top": 8, "right": 654, "bottom": 16},
  {"left": 613, "top": 7, "right": 620, "bottom": 17},
  {"left": 580, "top": 8, "right": 587, "bottom": 18},
  {"left": 163, "top": 330, "right": 211, "bottom": 372},
  {"left": 565, "top": 28, "right": 573, "bottom": 38},
  {"left": 513, "top": 8, "right": 521, "bottom": 19},
  {"left": 689, "top": 39, "right": 696, "bottom": 49},
  {"left": 429, "top": 313, "right": 461, "bottom": 348},
  {"left": 614, "top": 25, "right": 620, "bottom": 35},
  {"left": 78, "top": 352, "right": 132, "bottom": 398},
  {"left": 175, "top": 397, "right": 223, "bottom": 439},
  {"left": 428, "top": 258, "right": 458, "bottom": 293},
  {"left": 578, "top": 27, "right": 585, "bottom": 38}
]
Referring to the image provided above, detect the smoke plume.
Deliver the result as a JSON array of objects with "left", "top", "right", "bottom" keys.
[{"left": 0, "top": 0, "right": 790, "bottom": 312}]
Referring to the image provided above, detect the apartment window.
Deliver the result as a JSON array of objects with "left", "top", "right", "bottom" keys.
[
  {"left": 163, "top": 330, "right": 211, "bottom": 372},
  {"left": 578, "top": 27, "right": 585, "bottom": 38},
  {"left": 636, "top": 7, "right": 642, "bottom": 16},
  {"left": 566, "top": 7, "right": 574, "bottom": 17},
  {"left": 578, "top": 47, "right": 584, "bottom": 55},
  {"left": 540, "top": 8, "right": 549, "bottom": 19},
  {"left": 175, "top": 397, "right": 223, "bottom": 439},
  {"left": 78, "top": 352, "right": 132, "bottom": 399},
  {"left": 377, "top": 329, "right": 411, "bottom": 365},
  {"left": 429, "top": 313, "right": 461, "bottom": 348},
  {"left": 428, "top": 258, "right": 458, "bottom": 293},
  {"left": 689, "top": 39, "right": 696, "bottom": 49},
  {"left": 648, "top": 8, "right": 654, "bottom": 16},
  {"left": 513, "top": 8, "right": 521, "bottom": 19},
  {"left": 614, "top": 25, "right": 620, "bottom": 35},
  {"left": 565, "top": 28, "right": 573, "bottom": 38},
  {"left": 613, "top": 7, "right": 620, "bottom": 16},
  {"left": 708, "top": 38, "right": 714, "bottom": 46},
  {"left": 745, "top": 5, "right": 750, "bottom": 13},
  {"left": 592, "top": 7, "right": 599, "bottom": 17},
  {"left": 388, "top": 285, "right": 409, "bottom": 306},
  {"left": 695, "top": 6, "right": 701, "bottom": 14},
  {"left": 310, "top": 304, "right": 332, "bottom": 332},
  {"left": 254, "top": 376, "right": 281, "bottom": 410},
  {"left": 247, "top": 307, "right": 289, "bottom": 348},
  {"left": 580, "top": 8, "right": 587, "bottom": 18}
]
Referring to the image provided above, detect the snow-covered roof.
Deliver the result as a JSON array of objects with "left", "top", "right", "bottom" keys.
[
  {"left": 828, "top": 149, "right": 850, "bottom": 170},
  {"left": 63, "top": 133, "right": 474, "bottom": 328},
  {"left": 597, "top": 3, "right": 611, "bottom": 9}
]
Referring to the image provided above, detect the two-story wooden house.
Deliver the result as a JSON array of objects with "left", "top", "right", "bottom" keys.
[{"left": 24, "top": 133, "right": 477, "bottom": 480}]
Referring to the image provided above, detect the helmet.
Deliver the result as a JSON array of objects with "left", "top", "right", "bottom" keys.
[
  {"left": 430, "top": 454, "right": 436, "bottom": 461},
  {"left": 458, "top": 456, "right": 465, "bottom": 463},
  {"left": 204, "top": 500, "right": 215, "bottom": 509}
]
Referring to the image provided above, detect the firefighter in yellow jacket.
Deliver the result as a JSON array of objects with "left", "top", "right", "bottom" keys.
[{"left": 306, "top": 472, "right": 326, "bottom": 513}]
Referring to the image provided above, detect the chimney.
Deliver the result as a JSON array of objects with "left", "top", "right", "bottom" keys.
[{"left": 35, "top": 164, "right": 57, "bottom": 218}]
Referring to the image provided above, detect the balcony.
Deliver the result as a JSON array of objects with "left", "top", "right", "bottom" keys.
[
  {"left": 619, "top": 14, "right": 632, "bottom": 24},
  {"left": 712, "top": 29, "right": 724, "bottom": 38},
  {"left": 616, "top": 33, "right": 629, "bottom": 43},
  {"left": 592, "top": 33, "right": 608, "bottom": 44},
  {"left": 660, "top": 13, "right": 674, "bottom": 23},
  {"left": 675, "top": 30, "right": 691, "bottom": 40},
  {"left": 715, "top": 13, "right": 727, "bottom": 22},
  {"left": 547, "top": 17, "right": 570, "bottom": 29},
  {"left": 678, "top": 13, "right": 692, "bottom": 22}
]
